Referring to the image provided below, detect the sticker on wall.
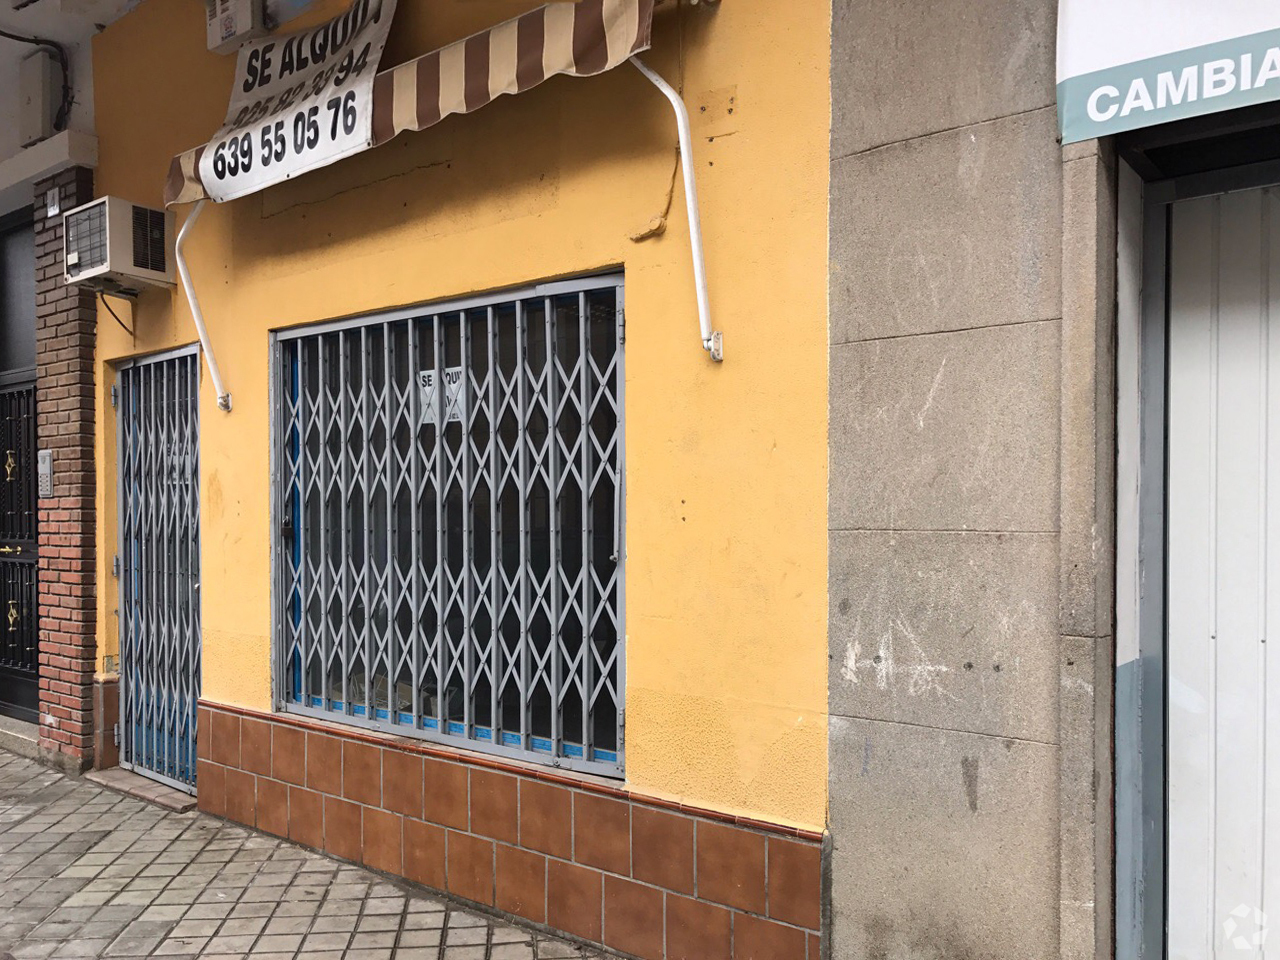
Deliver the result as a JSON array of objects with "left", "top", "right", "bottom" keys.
[
  {"left": 199, "top": 0, "right": 398, "bottom": 202},
  {"left": 418, "top": 368, "right": 464, "bottom": 426}
]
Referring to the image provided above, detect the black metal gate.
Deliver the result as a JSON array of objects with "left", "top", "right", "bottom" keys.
[{"left": 0, "top": 383, "right": 38, "bottom": 722}]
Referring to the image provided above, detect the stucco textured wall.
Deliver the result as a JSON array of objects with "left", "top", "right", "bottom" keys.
[{"left": 91, "top": 0, "right": 830, "bottom": 830}]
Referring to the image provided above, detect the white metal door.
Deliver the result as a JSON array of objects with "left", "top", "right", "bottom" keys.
[{"left": 1168, "top": 187, "right": 1280, "bottom": 958}]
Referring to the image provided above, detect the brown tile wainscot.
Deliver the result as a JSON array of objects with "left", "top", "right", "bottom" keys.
[{"left": 195, "top": 701, "right": 823, "bottom": 960}]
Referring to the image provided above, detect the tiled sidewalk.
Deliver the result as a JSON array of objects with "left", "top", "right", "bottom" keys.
[{"left": 0, "top": 752, "right": 611, "bottom": 960}]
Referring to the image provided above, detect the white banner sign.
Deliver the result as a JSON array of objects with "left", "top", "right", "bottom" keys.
[
  {"left": 1058, "top": 1, "right": 1280, "bottom": 143},
  {"left": 199, "top": 0, "right": 396, "bottom": 202}
]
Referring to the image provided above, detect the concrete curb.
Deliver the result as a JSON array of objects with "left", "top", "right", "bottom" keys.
[{"left": 84, "top": 767, "right": 197, "bottom": 813}]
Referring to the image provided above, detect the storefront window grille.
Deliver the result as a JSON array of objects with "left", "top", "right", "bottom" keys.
[{"left": 274, "top": 277, "right": 624, "bottom": 775}]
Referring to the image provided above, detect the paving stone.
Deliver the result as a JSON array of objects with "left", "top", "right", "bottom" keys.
[
  {"left": 257, "top": 933, "right": 305, "bottom": 952},
  {"left": 107, "top": 892, "right": 152, "bottom": 907},
  {"left": 301, "top": 932, "right": 351, "bottom": 951},
  {"left": 202, "top": 935, "right": 258, "bottom": 954},
  {"left": 531, "top": 943, "right": 581, "bottom": 959},
  {"left": 3, "top": 910, "right": 50, "bottom": 925},
  {"left": 310, "top": 915, "right": 356, "bottom": 934},
  {"left": 263, "top": 915, "right": 313, "bottom": 936},
  {"left": 91, "top": 906, "right": 142, "bottom": 922},
  {"left": 0, "top": 751, "right": 594, "bottom": 960},
  {"left": 400, "top": 912, "right": 443, "bottom": 931},
  {"left": 362, "top": 899, "right": 405, "bottom": 916},
  {"left": 118, "top": 920, "right": 174, "bottom": 939},
  {"left": 276, "top": 901, "right": 325, "bottom": 916},
  {"left": 489, "top": 926, "right": 532, "bottom": 945},
  {"left": 326, "top": 885, "right": 367, "bottom": 900},
  {"left": 42, "top": 908, "right": 95, "bottom": 924},
  {"left": 51, "top": 939, "right": 111, "bottom": 958},
  {"left": 446, "top": 927, "right": 488, "bottom": 946},
  {"left": 28, "top": 922, "right": 82, "bottom": 940},
  {"left": 317, "top": 901, "right": 362, "bottom": 918},
  {"left": 218, "top": 917, "right": 268, "bottom": 937},
  {"left": 75, "top": 921, "right": 129, "bottom": 940},
  {"left": 404, "top": 900, "right": 443, "bottom": 914},
  {"left": 181, "top": 904, "right": 232, "bottom": 921},
  {"left": 395, "top": 930, "right": 440, "bottom": 949},
  {"left": 136, "top": 905, "right": 184, "bottom": 922},
  {"left": 151, "top": 936, "right": 208, "bottom": 955},
  {"left": 168, "top": 919, "right": 221, "bottom": 938},
  {"left": 227, "top": 903, "right": 274, "bottom": 919},
  {"left": 356, "top": 916, "right": 399, "bottom": 933},
  {"left": 350, "top": 931, "right": 396, "bottom": 950},
  {"left": 102, "top": 935, "right": 164, "bottom": 957},
  {"left": 123, "top": 878, "right": 167, "bottom": 892},
  {"left": 61, "top": 893, "right": 111, "bottom": 908}
]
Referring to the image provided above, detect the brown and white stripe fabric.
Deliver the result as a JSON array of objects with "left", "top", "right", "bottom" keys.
[
  {"left": 370, "top": 0, "right": 654, "bottom": 145},
  {"left": 165, "top": 145, "right": 209, "bottom": 207},
  {"left": 164, "top": 0, "right": 654, "bottom": 206}
]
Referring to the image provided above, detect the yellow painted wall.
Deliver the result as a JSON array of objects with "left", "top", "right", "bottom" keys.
[{"left": 92, "top": 0, "right": 829, "bottom": 830}]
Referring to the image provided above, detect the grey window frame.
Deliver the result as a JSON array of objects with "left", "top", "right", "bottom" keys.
[{"left": 269, "top": 274, "right": 626, "bottom": 777}]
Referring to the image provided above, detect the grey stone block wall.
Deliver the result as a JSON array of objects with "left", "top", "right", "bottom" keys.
[
  {"left": 829, "top": 108, "right": 1063, "bottom": 344},
  {"left": 827, "top": 1, "right": 1116, "bottom": 958},
  {"left": 829, "top": 319, "right": 1060, "bottom": 532},
  {"left": 829, "top": 530, "right": 1060, "bottom": 743},
  {"left": 829, "top": 716, "right": 1060, "bottom": 960}
]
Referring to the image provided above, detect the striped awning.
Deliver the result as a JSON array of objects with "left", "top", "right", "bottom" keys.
[{"left": 165, "top": 0, "right": 655, "bottom": 206}]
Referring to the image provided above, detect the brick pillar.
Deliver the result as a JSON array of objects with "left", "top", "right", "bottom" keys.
[{"left": 33, "top": 167, "right": 97, "bottom": 773}]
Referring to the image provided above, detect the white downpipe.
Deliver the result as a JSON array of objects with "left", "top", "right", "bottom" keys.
[
  {"left": 630, "top": 56, "right": 723, "bottom": 361},
  {"left": 175, "top": 200, "right": 232, "bottom": 411}
]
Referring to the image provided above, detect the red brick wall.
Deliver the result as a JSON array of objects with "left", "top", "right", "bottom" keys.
[
  {"left": 33, "top": 168, "right": 97, "bottom": 771},
  {"left": 198, "top": 701, "right": 823, "bottom": 960}
]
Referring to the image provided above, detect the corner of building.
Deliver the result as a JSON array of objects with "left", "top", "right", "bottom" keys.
[{"left": 826, "top": 0, "right": 1116, "bottom": 958}]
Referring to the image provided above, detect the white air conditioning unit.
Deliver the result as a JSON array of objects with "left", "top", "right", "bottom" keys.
[{"left": 62, "top": 197, "right": 175, "bottom": 295}]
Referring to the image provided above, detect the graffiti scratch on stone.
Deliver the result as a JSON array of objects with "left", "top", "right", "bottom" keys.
[{"left": 840, "top": 622, "right": 956, "bottom": 701}]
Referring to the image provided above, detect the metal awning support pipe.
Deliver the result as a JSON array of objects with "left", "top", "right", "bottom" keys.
[
  {"left": 175, "top": 200, "right": 232, "bottom": 411},
  {"left": 630, "top": 56, "right": 723, "bottom": 362}
]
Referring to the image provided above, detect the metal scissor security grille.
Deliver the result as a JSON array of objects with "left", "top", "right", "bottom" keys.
[
  {"left": 118, "top": 352, "right": 201, "bottom": 792},
  {"left": 276, "top": 278, "right": 624, "bottom": 775}
]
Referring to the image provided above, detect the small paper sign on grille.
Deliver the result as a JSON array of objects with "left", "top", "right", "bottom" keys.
[
  {"left": 418, "top": 368, "right": 464, "bottom": 425},
  {"left": 199, "top": 0, "right": 397, "bottom": 203}
]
